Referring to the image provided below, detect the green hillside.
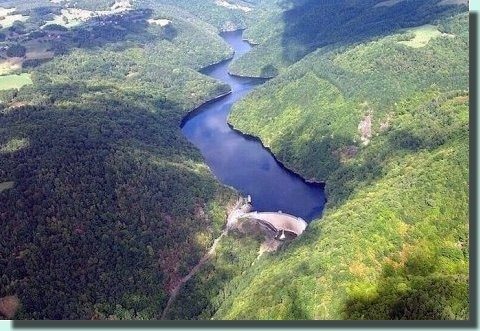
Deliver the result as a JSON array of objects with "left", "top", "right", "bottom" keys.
[
  {"left": 229, "top": 0, "right": 468, "bottom": 77},
  {"left": 230, "top": 13, "right": 468, "bottom": 189},
  {"left": 0, "top": 0, "right": 470, "bottom": 321},
  {"left": 216, "top": 11, "right": 469, "bottom": 320},
  {"left": 0, "top": 2, "right": 237, "bottom": 319},
  {"left": 215, "top": 130, "right": 468, "bottom": 319},
  {"left": 142, "top": 0, "right": 261, "bottom": 32}
]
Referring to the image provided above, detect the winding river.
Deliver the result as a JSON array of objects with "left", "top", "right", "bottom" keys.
[{"left": 181, "top": 30, "right": 326, "bottom": 221}]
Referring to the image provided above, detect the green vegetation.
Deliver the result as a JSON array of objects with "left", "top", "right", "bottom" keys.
[
  {"left": 54, "top": 0, "right": 114, "bottom": 11},
  {"left": 0, "top": 0, "right": 240, "bottom": 73},
  {"left": 215, "top": 128, "right": 468, "bottom": 319},
  {"left": 0, "top": 73, "right": 31, "bottom": 90},
  {"left": 0, "top": 0, "right": 240, "bottom": 320},
  {"left": 229, "top": 0, "right": 467, "bottom": 77},
  {"left": 6, "top": 44, "right": 26, "bottom": 57},
  {"left": 215, "top": 10, "right": 469, "bottom": 320},
  {"left": 165, "top": 232, "right": 263, "bottom": 320},
  {"left": 0, "top": 0, "right": 470, "bottom": 321},
  {"left": 0, "top": 6, "right": 29, "bottom": 29},
  {"left": 142, "top": 0, "right": 259, "bottom": 32},
  {"left": 230, "top": 13, "right": 468, "bottom": 184},
  {"left": 397, "top": 24, "right": 448, "bottom": 48}
]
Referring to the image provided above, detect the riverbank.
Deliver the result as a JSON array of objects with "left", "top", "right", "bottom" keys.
[
  {"left": 227, "top": 122, "right": 326, "bottom": 187},
  {"left": 181, "top": 29, "right": 325, "bottom": 221},
  {"left": 180, "top": 89, "right": 233, "bottom": 127}
]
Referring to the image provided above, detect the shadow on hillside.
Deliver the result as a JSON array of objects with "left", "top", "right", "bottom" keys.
[
  {"left": 286, "top": 286, "right": 311, "bottom": 320},
  {"left": 0, "top": 85, "right": 227, "bottom": 319},
  {"left": 343, "top": 252, "right": 469, "bottom": 320},
  {"left": 276, "top": 0, "right": 466, "bottom": 70}
]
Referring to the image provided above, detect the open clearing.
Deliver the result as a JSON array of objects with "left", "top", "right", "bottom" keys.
[
  {"left": 43, "top": 10, "right": 84, "bottom": 28},
  {"left": 43, "top": 0, "right": 132, "bottom": 27},
  {"left": 0, "top": 73, "right": 32, "bottom": 90},
  {"left": 0, "top": 181, "right": 14, "bottom": 193},
  {"left": 215, "top": 0, "right": 252, "bottom": 12},
  {"left": 0, "top": 58, "right": 23, "bottom": 75},
  {"left": 24, "top": 40, "right": 55, "bottom": 60},
  {"left": 0, "top": 138, "right": 29, "bottom": 153},
  {"left": 0, "top": 7, "right": 29, "bottom": 28},
  {"left": 398, "top": 24, "right": 453, "bottom": 48},
  {"left": 374, "top": 0, "right": 405, "bottom": 7},
  {"left": 147, "top": 18, "right": 171, "bottom": 27},
  {"left": 0, "top": 41, "right": 53, "bottom": 74}
]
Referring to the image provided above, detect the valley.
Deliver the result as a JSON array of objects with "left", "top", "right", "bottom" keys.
[{"left": 0, "top": 0, "right": 471, "bottom": 321}]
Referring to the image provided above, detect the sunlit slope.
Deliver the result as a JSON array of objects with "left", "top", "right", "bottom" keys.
[
  {"left": 218, "top": 12, "right": 469, "bottom": 320},
  {"left": 142, "top": 0, "right": 262, "bottom": 31},
  {"left": 214, "top": 129, "right": 468, "bottom": 319},
  {"left": 229, "top": 0, "right": 467, "bottom": 77},
  {"left": 229, "top": 13, "right": 468, "bottom": 186}
]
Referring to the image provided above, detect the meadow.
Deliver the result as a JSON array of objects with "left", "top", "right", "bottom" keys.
[{"left": 0, "top": 73, "right": 32, "bottom": 90}]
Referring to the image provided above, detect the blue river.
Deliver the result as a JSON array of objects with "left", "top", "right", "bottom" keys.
[{"left": 181, "top": 30, "right": 326, "bottom": 221}]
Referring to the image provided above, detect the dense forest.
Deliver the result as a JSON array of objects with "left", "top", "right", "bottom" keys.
[
  {"left": 0, "top": 0, "right": 471, "bottom": 321},
  {"left": 221, "top": 4, "right": 470, "bottom": 320},
  {"left": 229, "top": 0, "right": 468, "bottom": 77},
  {"left": 0, "top": 0, "right": 241, "bottom": 319}
]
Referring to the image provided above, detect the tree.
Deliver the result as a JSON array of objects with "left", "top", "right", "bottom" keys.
[{"left": 6, "top": 44, "right": 27, "bottom": 58}]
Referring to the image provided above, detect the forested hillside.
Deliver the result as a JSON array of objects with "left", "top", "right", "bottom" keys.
[
  {"left": 142, "top": 0, "right": 260, "bottom": 31},
  {"left": 229, "top": 0, "right": 468, "bottom": 77},
  {"left": 0, "top": 0, "right": 470, "bottom": 321},
  {"left": 0, "top": 0, "right": 241, "bottom": 319},
  {"left": 215, "top": 122, "right": 468, "bottom": 319},
  {"left": 219, "top": 5, "right": 469, "bottom": 319}
]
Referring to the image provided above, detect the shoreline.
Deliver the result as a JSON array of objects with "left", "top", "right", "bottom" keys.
[
  {"left": 227, "top": 122, "right": 326, "bottom": 187},
  {"left": 180, "top": 28, "right": 326, "bottom": 219},
  {"left": 179, "top": 84, "right": 325, "bottom": 188},
  {"left": 180, "top": 89, "right": 233, "bottom": 127}
]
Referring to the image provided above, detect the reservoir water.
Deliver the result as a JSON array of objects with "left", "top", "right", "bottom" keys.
[{"left": 181, "top": 30, "right": 326, "bottom": 221}]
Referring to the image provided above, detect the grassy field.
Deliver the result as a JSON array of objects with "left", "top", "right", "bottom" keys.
[
  {"left": 398, "top": 24, "right": 449, "bottom": 48},
  {"left": 0, "top": 73, "right": 32, "bottom": 90},
  {"left": 42, "top": 11, "right": 83, "bottom": 28},
  {"left": 0, "top": 137, "right": 29, "bottom": 153},
  {"left": 0, "top": 7, "right": 29, "bottom": 28},
  {"left": 0, "top": 58, "right": 22, "bottom": 75}
]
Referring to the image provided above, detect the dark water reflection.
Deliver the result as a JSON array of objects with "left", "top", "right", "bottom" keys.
[{"left": 181, "top": 30, "right": 325, "bottom": 221}]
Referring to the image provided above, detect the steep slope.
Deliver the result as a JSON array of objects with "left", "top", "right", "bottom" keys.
[
  {"left": 215, "top": 127, "right": 468, "bottom": 319},
  {"left": 0, "top": 0, "right": 470, "bottom": 321},
  {"left": 215, "top": 11, "right": 469, "bottom": 319},
  {"left": 142, "top": 0, "right": 262, "bottom": 32},
  {"left": 230, "top": 13, "right": 468, "bottom": 192},
  {"left": 0, "top": 1, "right": 237, "bottom": 320},
  {"left": 229, "top": 0, "right": 468, "bottom": 77}
]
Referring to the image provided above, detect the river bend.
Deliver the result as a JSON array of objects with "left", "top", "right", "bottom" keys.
[{"left": 181, "top": 30, "right": 325, "bottom": 221}]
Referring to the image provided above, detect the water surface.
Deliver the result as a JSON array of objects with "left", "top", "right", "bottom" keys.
[{"left": 181, "top": 30, "right": 326, "bottom": 221}]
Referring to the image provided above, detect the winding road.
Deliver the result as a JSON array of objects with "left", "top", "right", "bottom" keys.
[
  {"left": 160, "top": 230, "right": 227, "bottom": 320},
  {"left": 160, "top": 199, "right": 244, "bottom": 319}
]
